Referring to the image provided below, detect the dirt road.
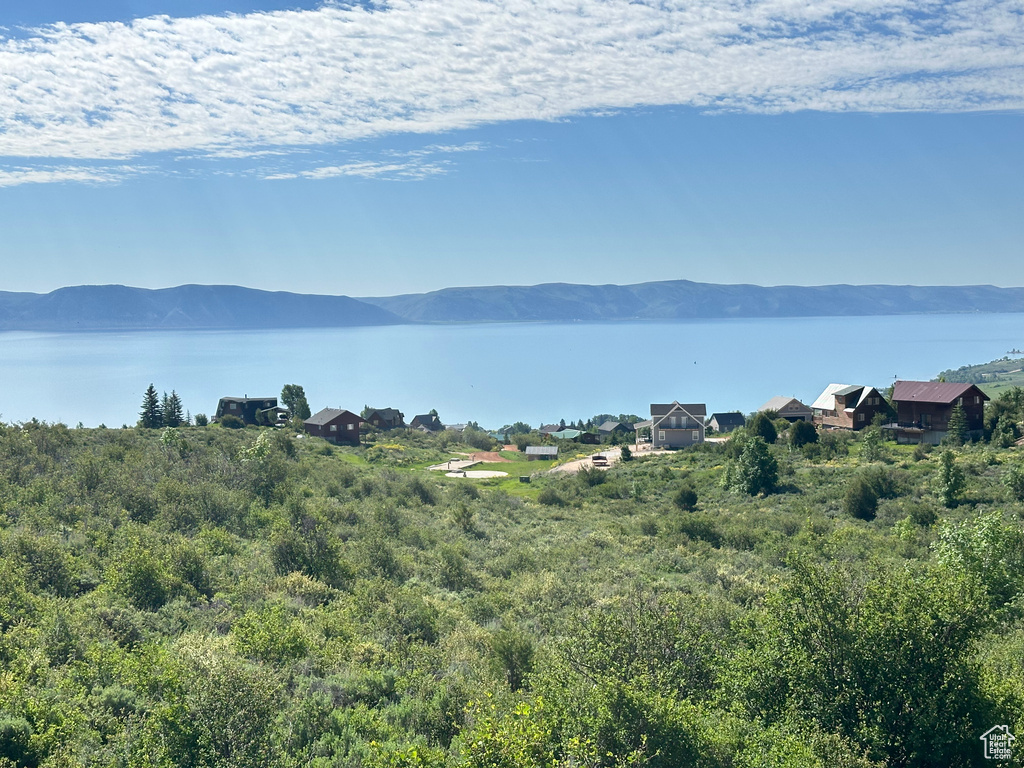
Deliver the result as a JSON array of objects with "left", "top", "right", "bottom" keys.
[{"left": 548, "top": 447, "right": 623, "bottom": 474}]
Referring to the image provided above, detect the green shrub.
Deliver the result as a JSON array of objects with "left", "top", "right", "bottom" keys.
[
  {"left": 490, "top": 627, "right": 535, "bottom": 692},
  {"left": 674, "top": 484, "right": 698, "bottom": 511},
  {"left": 732, "top": 437, "right": 778, "bottom": 496},
  {"left": 843, "top": 475, "right": 879, "bottom": 521},
  {"left": 110, "top": 550, "right": 170, "bottom": 611},
  {"left": 219, "top": 413, "right": 245, "bottom": 429},
  {"left": 748, "top": 412, "right": 778, "bottom": 445},
  {"left": 677, "top": 515, "right": 722, "bottom": 547},
  {"left": 0, "top": 715, "right": 33, "bottom": 766},
  {"left": 789, "top": 420, "right": 818, "bottom": 449},
  {"left": 538, "top": 487, "right": 564, "bottom": 506}
]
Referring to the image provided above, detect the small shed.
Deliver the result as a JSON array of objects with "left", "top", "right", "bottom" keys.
[{"left": 525, "top": 446, "right": 558, "bottom": 461}]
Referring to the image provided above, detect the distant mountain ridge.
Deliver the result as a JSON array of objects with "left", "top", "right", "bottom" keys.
[
  {"left": 360, "top": 280, "right": 1024, "bottom": 323},
  {"left": 0, "top": 285, "right": 402, "bottom": 331},
  {"left": 2, "top": 281, "right": 1024, "bottom": 331}
]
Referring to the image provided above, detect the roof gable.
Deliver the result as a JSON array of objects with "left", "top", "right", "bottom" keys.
[{"left": 759, "top": 396, "right": 811, "bottom": 413}]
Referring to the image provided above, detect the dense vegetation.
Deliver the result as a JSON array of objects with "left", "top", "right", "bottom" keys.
[{"left": 2, "top": 402, "right": 1024, "bottom": 767}]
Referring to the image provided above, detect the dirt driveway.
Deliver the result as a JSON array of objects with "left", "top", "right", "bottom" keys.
[
  {"left": 548, "top": 447, "right": 623, "bottom": 474},
  {"left": 469, "top": 451, "right": 512, "bottom": 463}
]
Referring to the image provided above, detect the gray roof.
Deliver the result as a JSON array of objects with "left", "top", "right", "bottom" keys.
[
  {"left": 305, "top": 408, "right": 360, "bottom": 426},
  {"left": 651, "top": 402, "right": 707, "bottom": 418},
  {"left": 834, "top": 385, "right": 863, "bottom": 397},
  {"left": 525, "top": 446, "right": 558, "bottom": 456},
  {"left": 709, "top": 412, "right": 745, "bottom": 426},
  {"left": 598, "top": 420, "right": 627, "bottom": 432}
]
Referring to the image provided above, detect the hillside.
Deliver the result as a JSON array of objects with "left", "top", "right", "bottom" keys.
[
  {"left": 0, "top": 416, "right": 1023, "bottom": 766},
  {"left": 3, "top": 280, "right": 1024, "bottom": 331},
  {"left": 0, "top": 284, "right": 402, "bottom": 331},
  {"left": 363, "top": 280, "right": 1024, "bottom": 322}
]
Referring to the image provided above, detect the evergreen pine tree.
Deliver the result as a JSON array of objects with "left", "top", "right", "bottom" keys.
[
  {"left": 163, "top": 391, "right": 184, "bottom": 428},
  {"left": 946, "top": 403, "right": 970, "bottom": 446},
  {"left": 938, "top": 449, "right": 966, "bottom": 508},
  {"left": 139, "top": 384, "right": 162, "bottom": 429}
]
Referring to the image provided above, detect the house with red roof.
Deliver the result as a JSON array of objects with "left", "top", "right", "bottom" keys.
[{"left": 884, "top": 380, "right": 988, "bottom": 444}]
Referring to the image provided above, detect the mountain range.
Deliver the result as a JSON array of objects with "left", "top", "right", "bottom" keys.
[{"left": 2, "top": 281, "right": 1024, "bottom": 331}]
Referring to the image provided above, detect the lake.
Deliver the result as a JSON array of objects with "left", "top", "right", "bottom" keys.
[{"left": 1, "top": 313, "right": 1022, "bottom": 428}]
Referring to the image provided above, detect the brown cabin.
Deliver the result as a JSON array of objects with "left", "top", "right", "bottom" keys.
[
  {"left": 215, "top": 396, "right": 280, "bottom": 425},
  {"left": 885, "top": 381, "right": 989, "bottom": 444},
  {"left": 363, "top": 408, "right": 405, "bottom": 430},
  {"left": 304, "top": 408, "right": 362, "bottom": 446},
  {"left": 811, "top": 384, "right": 894, "bottom": 431}
]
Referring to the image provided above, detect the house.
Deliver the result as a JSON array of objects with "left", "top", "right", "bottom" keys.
[
  {"left": 811, "top": 384, "right": 893, "bottom": 430},
  {"left": 707, "top": 412, "right": 745, "bottom": 434},
  {"left": 363, "top": 408, "right": 405, "bottom": 430},
  {"left": 304, "top": 408, "right": 362, "bottom": 446},
  {"left": 549, "top": 429, "right": 600, "bottom": 445},
  {"left": 884, "top": 380, "right": 989, "bottom": 444},
  {"left": 539, "top": 424, "right": 563, "bottom": 435},
  {"left": 410, "top": 413, "right": 443, "bottom": 432},
  {"left": 598, "top": 420, "right": 632, "bottom": 437},
  {"left": 549, "top": 428, "right": 583, "bottom": 440},
  {"left": 650, "top": 402, "right": 706, "bottom": 448},
  {"left": 759, "top": 396, "right": 812, "bottom": 423},
  {"left": 215, "top": 396, "right": 281, "bottom": 426},
  {"left": 525, "top": 446, "right": 558, "bottom": 460}
]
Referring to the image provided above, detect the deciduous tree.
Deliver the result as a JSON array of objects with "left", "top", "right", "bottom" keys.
[{"left": 281, "top": 384, "right": 311, "bottom": 421}]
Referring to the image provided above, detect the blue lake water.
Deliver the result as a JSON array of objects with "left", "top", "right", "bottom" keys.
[{"left": 0, "top": 314, "right": 1021, "bottom": 428}]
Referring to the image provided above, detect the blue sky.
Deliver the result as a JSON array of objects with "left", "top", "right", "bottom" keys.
[{"left": 1, "top": 0, "right": 1022, "bottom": 296}]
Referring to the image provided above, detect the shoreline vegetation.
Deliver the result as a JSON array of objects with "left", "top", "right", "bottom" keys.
[
  {"left": 5, "top": 280, "right": 1024, "bottom": 331},
  {"left": 1, "top": 361, "right": 1024, "bottom": 766}
]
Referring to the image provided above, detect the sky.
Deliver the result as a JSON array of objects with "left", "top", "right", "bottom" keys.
[{"left": 1, "top": 0, "right": 1022, "bottom": 297}]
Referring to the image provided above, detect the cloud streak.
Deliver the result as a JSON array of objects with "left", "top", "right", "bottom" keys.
[
  {"left": 0, "top": 0, "right": 1020, "bottom": 164},
  {"left": 0, "top": 164, "right": 142, "bottom": 187}
]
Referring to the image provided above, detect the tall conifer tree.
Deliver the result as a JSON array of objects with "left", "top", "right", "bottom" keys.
[
  {"left": 163, "top": 391, "right": 184, "bottom": 427},
  {"left": 139, "top": 384, "right": 162, "bottom": 429}
]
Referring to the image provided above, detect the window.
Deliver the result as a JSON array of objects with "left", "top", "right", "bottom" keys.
[
  {"left": 230, "top": 402, "right": 237, "bottom": 410},
  {"left": 975, "top": 396, "right": 980, "bottom": 404},
  {"left": 347, "top": 423, "right": 354, "bottom": 430},
  {"left": 858, "top": 413, "right": 865, "bottom": 422},
  {"left": 658, "top": 430, "right": 665, "bottom": 441},
  {"left": 330, "top": 424, "right": 337, "bottom": 432},
  {"left": 692, "top": 430, "right": 699, "bottom": 441}
]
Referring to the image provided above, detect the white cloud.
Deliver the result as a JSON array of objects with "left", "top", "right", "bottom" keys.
[
  {"left": 0, "top": 0, "right": 1019, "bottom": 165},
  {"left": 267, "top": 158, "right": 447, "bottom": 180},
  {"left": 0, "top": 164, "right": 142, "bottom": 187}
]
